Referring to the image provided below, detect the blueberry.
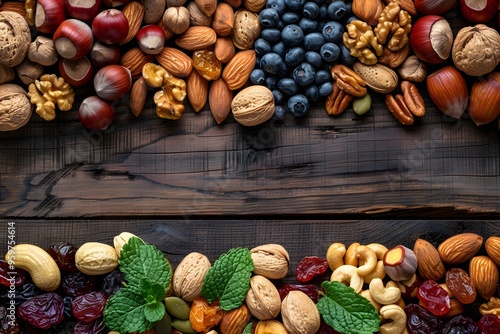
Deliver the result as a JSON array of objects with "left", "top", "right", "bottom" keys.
[
  {"left": 281, "top": 24, "right": 304, "bottom": 46},
  {"left": 276, "top": 20, "right": 285, "bottom": 30},
  {"left": 259, "top": 8, "right": 280, "bottom": 28},
  {"left": 345, "top": 2, "right": 352, "bottom": 16},
  {"left": 274, "top": 105, "right": 288, "bottom": 120},
  {"left": 299, "top": 18, "right": 319, "bottom": 34},
  {"left": 292, "top": 62, "right": 315, "bottom": 86},
  {"left": 254, "top": 38, "right": 272, "bottom": 56},
  {"left": 322, "top": 21, "right": 344, "bottom": 44},
  {"left": 250, "top": 69, "right": 266, "bottom": 85},
  {"left": 304, "top": 85, "right": 319, "bottom": 102},
  {"left": 318, "top": 4, "right": 328, "bottom": 20},
  {"left": 304, "top": 51, "right": 323, "bottom": 68},
  {"left": 320, "top": 42, "right": 340, "bottom": 62},
  {"left": 266, "top": 76, "right": 278, "bottom": 90},
  {"left": 345, "top": 15, "right": 360, "bottom": 24},
  {"left": 303, "top": 2, "right": 320, "bottom": 18},
  {"left": 327, "top": 0, "right": 347, "bottom": 20},
  {"left": 255, "top": 56, "right": 261, "bottom": 69},
  {"left": 314, "top": 69, "right": 331, "bottom": 85},
  {"left": 272, "top": 89, "right": 285, "bottom": 105},
  {"left": 261, "top": 28, "right": 282, "bottom": 43},
  {"left": 339, "top": 44, "right": 355, "bottom": 66},
  {"left": 281, "top": 12, "right": 301, "bottom": 25},
  {"left": 271, "top": 41, "right": 287, "bottom": 58},
  {"left": 318, "top": 82, "right": 333, "bottom": 96},
  {"left": 287, "top": 94, "right": 310, "bottom": 117},
  {"left": 284, "top": 0, "right": 306, "bottom": 11},
  {"left": 278, "top": 63, "right": 289, "bottom": 77},
  {"left": 260, "top": 53, "right": 284, "bottom": 75},
  {"left": 278, "top": 78, "right": 299, "bottom": 95},
  {"left": 285, "top": 46, "right": 305, "bottom": 67},
  {"left": 303, "top": 32, "right": 325, "bottom": 51},
  {"left": 265, "top": 0, "right": 286, "bottom": 15}
]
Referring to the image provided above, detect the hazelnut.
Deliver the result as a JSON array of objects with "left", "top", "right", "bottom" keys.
[
  {"left": 28, "top": 36, "right": 59, "bottom": 66},
  {"left": 398, "top": 55, "right": 427, "bottom": 82},
  {"left": 187, "top": 1, "right": 212, "bottom": 26},
  {"left": 162, "top": 6, "right": 190, "bottom": 34},
  {"left": 16, "top": 58, "right": 44, "bottom": 85}
]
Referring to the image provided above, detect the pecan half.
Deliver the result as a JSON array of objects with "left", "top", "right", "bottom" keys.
[
  {"left": 325, "top": 82, "right": 354, "bottom": 115},
  {"left": 401, "top": 81, "right": 425, "bottom": 117},
  {"left": 331, "top": 64, "right": 367, "bottom": 97},
  {"left": 385, "top": 94, "right": 414, "bottom": 125}
]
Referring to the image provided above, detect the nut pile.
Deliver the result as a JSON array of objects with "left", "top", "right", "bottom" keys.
[{"left": 2, "top": 231, "right": 500, "bottom": 333}]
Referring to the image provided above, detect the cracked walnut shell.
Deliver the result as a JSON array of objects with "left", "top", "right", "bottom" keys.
[{"left": 0, "top": 84, "right": 32, "bottom": 131}]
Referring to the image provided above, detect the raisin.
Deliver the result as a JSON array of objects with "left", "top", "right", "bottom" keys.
[
  {"left": 0, "top": 305, "right": 20, "bottom": 334},
  {"left": 0, "top": 260, "right": 26, "bottom": 288},
  {"left": 315, "top": 321, "right": 341, "bottom": 333},
  {"left": 279, "top": 284, "right": 319, "bottom": 303},
  {"left": 443, "top": 315, "right": 479, "bottom": 334},
  {"left": 96, "top": 269, "right": 123, "bottom": 297},
  {"left": 192, "top": 49, "right": 222, "bottom": 81},
  {"left": 73, "top": 318, "right": 105, "bottom": 334},
  {"left": 405, "top": 304, "right": 444, "bottom": 334},
  {"left": 72, "top": 291, "right": 108, "bottom": 322},
  {"left": 445, "top": 268, "right": 476, "bottom": 305},
  {"left": 478, "top": 314, "right": 500, "bottom": 334},
  {"left": 416, "top": 280, "right": 451, "bottom": 316},
  {"left": 295, "top": 256, "right": 329, "bottom": 282},
  {"left": 47, "top": 243, "right": 77, "bottom": 272},
  {"left": 1, "top": 283, "right": 41, "bottom": 307},
  {"left": 63, "top": 296, "right": 73, "bottom": 319},
  {"left": 61, "top": 271, "right": 96, "bottom": 297},
  {"left": 17, "top": 293, "right": 64, "bottom": 329}
]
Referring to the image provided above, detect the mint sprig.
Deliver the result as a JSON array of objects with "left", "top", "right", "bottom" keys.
[
  {"left": 201, "top": 247, "right": 254, "bottom": 311},
  {"left": 104, "top": 237, "right": 172, "bottom": 334},
  {"left": 317, "top": 281, "right": 380, "bottom": 334}
]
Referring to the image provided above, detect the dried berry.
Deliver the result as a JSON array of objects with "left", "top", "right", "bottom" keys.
[
  {"left": 17, "top": 293, "right": 64, "bottom": 329},
  {"left": 0, "top": 260, "right": 26, "bottom": 287},
  {"left": 443, "top": 315, "right": 479, "bottom": 334},
  {"left": 96, "top": 269, "right": 123, "bottom": 297},
  {"left": 417, "top": 280, "right": 451, "bottom": 316},
  {"left": 405, "top": 304, "right": 444, "bottom": 334},
  {"left": 47, "top": 242, "right": 77, "bottom": 272},
  {"left": 445, "top": 268, "right": 476, "bottom": 305},
  {"left": 278, "top": 284, "right": 319, "bottom": 303},
  {"left": 295, "top": 256, "right": 329, "bottom": 282},
  {"left": 72, "top": 291, "right": 108, "bottom": 322},
  {"left": 0, "top": 306, "right": 20, "bottom": 334},
  {"left": 61, "top": 271, "right": 96, "bottom": 297},
  {"left": 73, "top": 317, "right": 105, "bottom": 334},
  {"left": 478, "top": 314, "right": 500, "bottom": 334}
]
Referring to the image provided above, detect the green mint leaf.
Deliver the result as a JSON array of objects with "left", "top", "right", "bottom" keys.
[
  {"left": 242, "top": 322, "right": 252, "bottom": 334},
  {"left": 103, "top": 288, "right": 152, "bottom": 334},
  {"left": 139, "top": 277, "right": 166, "bottom": 303},
  {"left": 201, "top": 247, "right": 253, "bottom": 311},
  {"left": 317, "top": 281, "right": 380, "bottom": 334},
  {"left": 144, "top": 301, "right": 166, "bottom": 323}
]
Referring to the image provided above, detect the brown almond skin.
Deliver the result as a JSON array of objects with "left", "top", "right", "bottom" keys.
[
  {"left": 186, "top": 70, "right": 208, "bottom": 112},
  {"left": 209, "top": 78, "right": 232, "bottom": 124},
  {"left": 212, "top": 3, "right": 234, "bottom": 37},
  {"left": 214, "top": 37, "right": 236, "bottom": 63},
  {"left": 219, "top": 304, "right": 251, "bottom": 334},
  {"left": 486, "top": 236, "right": 500, "bottom": 266},
  {"left": 413, "top": 238, "right": 446, "bottom": 281},
  {"left": 222, "top": 49, "right": 256, "bottom": 90},
  {"left": 121, "top": 1, "right": 145, "bottom": 44},
  {"left": 130, "top": 77, "right": 147, "bottom": 117},
  {"left": 120, "top": 48, "right": 154, "bottom": 79},
  {"left": 437, "top": 233, "right": 483, "bottom": 264},
  {"left": 155, "top": 47, "right": 193, "bottom": 78},
  {"left": 469, "top": 255, "right": 499, "bottom": 300}
]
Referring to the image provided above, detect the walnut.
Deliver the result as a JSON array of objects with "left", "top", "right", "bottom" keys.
[
  {"left": 16, "top": 58, "right": 44, "bottom": 85},
  {"left": 342, "top": 20, "right": 383, "bottom": 65},
  {"left": 27, "top": 74, "right": 75, "bottom": 121},
  {"left": 374, "top": 2, "right": 411, "bottom": 52},
  {"left": 0, "top": 84, "right": 32, "bottom": 131},
  {"left": 153, "top": 69, "right": 187, "bottom": 120},
  {"left": 0, "top": 64, "right": 15, "bottom": 84},
  {"left": 452, "top": 24, "right": 500, "bottom": 77},
  {"left": 480, "top": 297, "right": 500, "bottom": 316},
  {"left": 0, "top": 11, "right": 31, "bottom": 67},
  {"left": 28, "top": 36, "right": 59, "bottom": 66}
]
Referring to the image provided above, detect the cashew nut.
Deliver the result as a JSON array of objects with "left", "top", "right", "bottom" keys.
[
  {"left": 360, "top": 290, "right": 382, "bottom": 312},
  {"left": 369, "top": 278, "right": 401, "bottom": 305},
  {"left": 6, "top": 244, "right": 61, "bottom": 291},
  {"left": 379, "top": 304, "right": 407, "bottom": 334},
  {"left": 363, "top": 260, "right": 387, "bottom": 283},
  {"left": 326, "top": 242, "right": 346, "bottom": 271},
  {"left": 367, "top": 243, "right": 389, "bottom": 260},
  {"left": 345, "top": 242, "right": 360, "bottom": 266},
  {"left": 355, "top": 245, "right": 377, "bottom": 276},
  {"left": 331, "top": 265, "right": 364, "bottom": 293}
]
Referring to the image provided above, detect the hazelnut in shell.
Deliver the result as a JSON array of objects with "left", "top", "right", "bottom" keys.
[
  {"left": 16, "top": 58, "right": 44, "bottom": 85},
  {"left": 469, "top": 72, "right": 500, "bottom": 126},
  {"left": 410, "top": 15, "right": 453, "bottom": 64},
  {"left": 28, "top": 36, "right": 59, "bottom": 66}
]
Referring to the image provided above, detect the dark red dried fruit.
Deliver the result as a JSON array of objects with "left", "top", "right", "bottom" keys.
[
  {"left": 443, "top": 315, "right": 479, "bottom": 334},
  {"left": 97, "top": 269, "right": 124, "bottom": 297},
  {"left": 61, "top": 271, "right": 96, "bottom": 297},
  {"left": 0, "top": 305, "right": 20, "bottom": 334},
  {"left": 279, "top": 284, "right": 319, "bottom": 303},
  {"left": 445, "top": 268, "right": 476, "bottom": 305},
  {"left": 405, "top": 304, "right": 444, "bottom": 334},
  {"left": 47, "top": 242, "right": 78, "bottom": 272},
  {"left": 17, "top": 293, "right": 64, "bottom": 329},
  {"left": 73, "top": 317, "right": 105, "bottom": 334},
  {"left": 417, "top": 280, "right": 451, "bottom": 316},
  {"left": 315, "top": 320, "right": 341, "bottom": 333},
  {"left": 0, "top": 260, "right": 26, "bottom": 287},
  {"left": 295, "top": 256, "right": 329, "bottom": 282},
  {"left": 478, "top": 314, "right": 500, "bottom": 334},
  {"left": 72, "top": 291, "right": 108, "bottom": 322}
]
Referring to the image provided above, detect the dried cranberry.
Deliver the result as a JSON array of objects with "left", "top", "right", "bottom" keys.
[
  {"left": 417, "top": 280, "right": 451, "bottom": 316},
  {"left": 0, "top": 260, "right": 26, "bottom": 287},
  {"left": 96, "top": 269, "right": 123, "bottom": 297},
  {"left": 73, "top": 317, "right": 105, "bottom": 334},
  {"left": 0, "top": 305, "right": 20, "bottom": 334},
  {"left": 47, "top": 243, "right": 77, "bottom": 272},
  {"left": 72, "top": 291, "right": 108, "bottom": 322},
  {"left": 443, "top": 315, "right": 479, "bottom": 334},
  {"left": 17, "top": 293, "right": 64, "bottom": 329},
  {"left": 61, "top": 271, "right": 96, "bottom": 297},
  {"left": 315, "top": 321, "right": 341, "bottom": 333},
  {"left": 295, "top": 256, "right": 329, "bottom": 282},
  {"left": 279, "top": 284, "right": 319, "bottom": 303},
  {"left": 478, "top": 314, "right": 500, "bottom": 334},
  {"left": 405, "top": 304, "right": 444, "bottom": 334}
]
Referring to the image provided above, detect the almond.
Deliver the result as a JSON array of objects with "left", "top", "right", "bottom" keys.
[
  {"left": 195, "top": 0, "right": 216, "bottom": 16},
  {"left": 437, "top": 233, "right": 483, "bottom": 264},
  {"left": 243, "top": 0, "right": 266, "bottom": 12},
  {"left": 212, "top": 3, "right": 234, "bottom": 37},
  {"left": 486, "top": 236, "right": 500, "bottom": 266},
  {"left": 469, "top": 255, "right": 499, "bottom": 300},
  {"left": 353, "top": 62, "right": 398, "bottom": 94},
  {"left": 175, "top": 26, "right": 217, "bottom": 50},
  {"left": 121, "top": 1, "right": 145, "bottom": 44},
  {"left": 231, "top": 9, "right": 261, "bottom": 50},
  {"left": 209, "top": 78, "right": 232, "bottom": 124},
  {"left": 155, "top": 47, "right": 193, "bottom": 77},
  {"left": 222, "top": 49, "right": 256, "bottom": 90},
  {"left": 219, "top": 304, "right": 251, "bottom": 334},
  {"left": 130, "top": 77, "right": 147, "bottom": 117},
  {"left": 120, "top": 47, "right": 154, "bottom": 79},
  {"left": 186, "top": 69, "right": 208, "bottom": 112},
  {"left": 413, "top": 238, "right": 446, "bottom": 281},
  {"left": 214, "top": 37, "right": 236, "bottom": 63}
]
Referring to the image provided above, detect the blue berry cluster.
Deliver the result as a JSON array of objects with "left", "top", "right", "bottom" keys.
[{"left": 250, "top": 0, "right": 356, "bottom": 119}]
